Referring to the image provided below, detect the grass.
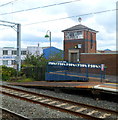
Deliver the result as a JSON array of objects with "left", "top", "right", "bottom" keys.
[
  {"left": 16, "top": 78, "right": 34, "bottom": 82},
  {"left": 1, "top": 77, "right": 34, "bottom": 83}
]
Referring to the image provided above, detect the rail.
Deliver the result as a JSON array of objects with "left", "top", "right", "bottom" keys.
[
  {"left": 1, "top": 85, "right": 117, "bottom": 120},
  {"left": 1, "top": 107, "right": 30, "bottom": 120}
]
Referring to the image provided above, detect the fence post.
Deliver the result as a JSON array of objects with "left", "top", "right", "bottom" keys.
[
  {"left": 104, "top": 67, "right": 106, "bottom": 79},
  {"left": 100, "top": 64, "right": 105, "bottom": 83},
  {"left": 86, "top": 64, "right": 89, "bottom": 78},
  {"left": 64, "top": 65, "right": 67, "bottom": 76}
]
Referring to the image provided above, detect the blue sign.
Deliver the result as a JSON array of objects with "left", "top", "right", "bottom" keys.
[{"left": 1, "top": 56, "right": 15, "bottom": 59}]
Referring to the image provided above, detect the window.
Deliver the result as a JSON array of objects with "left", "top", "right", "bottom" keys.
[
  {"left": 21, "top": 51, "right": 27, "bottom": 55},
  {"left": 3, "top": 60, "right": 8, "bottom": 65},
  {"left": 3, "top": 50, "right": 8, "bottom": 55},
  {"left": 75, "top": 31, "right": 83, "bottom": 39},
  {"left": 11, "top": 60, "right": 16, "bottom": 65},
  {"left": 12, "top": 50, "right": 17, "bottom": 55},
  {"left": 69, "top": 32, "right": 74, "bottom": 39},
  {"left": 65, "top": 31, "right": 83, "bottom": 39}
]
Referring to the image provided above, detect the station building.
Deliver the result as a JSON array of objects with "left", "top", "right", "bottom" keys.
[
  {"left": 62, "top": 24, "right": 117, "bottom": 75},
  {"left": 0, "top": 46, "right": 43, "bottom": 68},
  {"left": 62, "top": 24, "right": 98, "bottom": 62},
  {"left": 0, "top": 47, "right": 27, "bottom": 68}
]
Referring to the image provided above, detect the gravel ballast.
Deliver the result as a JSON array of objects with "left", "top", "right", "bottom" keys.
[
  {"left": 2, "top": 95, "right": 80, "bottom": 119},
  {"left": 1, "top": 82, "right": 118, "bottom": 119}
]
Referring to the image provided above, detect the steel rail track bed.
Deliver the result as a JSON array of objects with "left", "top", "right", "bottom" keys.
[{"left": 0, "top": 85, "right": 118, "bottom": 120}]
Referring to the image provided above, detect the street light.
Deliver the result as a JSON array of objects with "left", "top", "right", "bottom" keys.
[
  {"left": 45, "top": 30, "right": 51, "bottom": 48},
  {"left": 45, "top": 30, "right": 51, "bottom": 58}
]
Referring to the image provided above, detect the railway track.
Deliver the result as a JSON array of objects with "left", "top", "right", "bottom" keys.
[
  {"left": 1, "top": 107, "right": 30, "bottom": 120},
  {"left": 1, "top": 85, "right": 118, "bottom": 120}
]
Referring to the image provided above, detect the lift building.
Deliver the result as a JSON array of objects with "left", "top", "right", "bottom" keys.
[
  {"left": 62, "top": 24, "right": 117, "bottom": 75},
  {"left": 62, "top": 24, "right": 98, "bottom": 62}
]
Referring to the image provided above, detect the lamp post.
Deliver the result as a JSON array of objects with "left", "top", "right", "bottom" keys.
[{"left": 45, "top": 30, "right": 51, "bottom": 58}]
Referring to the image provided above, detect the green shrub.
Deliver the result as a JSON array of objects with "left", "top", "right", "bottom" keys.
[
  {"left": 1, "top": 66, "right": 17, "bottom": 81},
  {"left": 17, "top": 78, "right": 34, "bottom": 82},
  {"left": 22, "top": 52, "right": 63, "bottom": 81},
  {"left": 22, "top": 67, "right": 45, "bottom": 81}
]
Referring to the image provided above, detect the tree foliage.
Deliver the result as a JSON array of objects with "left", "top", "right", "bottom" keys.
[
  {"left": 22, "top": 52, "right": 64, "bottom": 81},
  {"left": 23, "top": 53, "right": 48, "bottom": 67},
  {"left": 1, "top": 66, "right": 17, "bottom": 81},
  {"left": 23, "top": 51, "right": 63, "bottom": 67}
]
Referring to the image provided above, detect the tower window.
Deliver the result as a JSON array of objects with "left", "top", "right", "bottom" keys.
[{"left": 65, "top": 31, "right": 83, "bottom": 39}]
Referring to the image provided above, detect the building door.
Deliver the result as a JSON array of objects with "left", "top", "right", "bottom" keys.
[{"left": 71, "top": 53, "right": 77, "bottom": 63}]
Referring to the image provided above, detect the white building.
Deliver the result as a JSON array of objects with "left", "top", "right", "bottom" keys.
[
  {"left": 27, "top": 46, "right": 43, "bottom": 56},
  {"left": 0, "top": 46, "right": 43, "bottom": 68}
]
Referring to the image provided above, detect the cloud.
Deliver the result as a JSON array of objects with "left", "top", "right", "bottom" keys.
[
  {"left": 0, "top": 0, "right": 117, "bottom": 51},
  {"left": 0, "top": 40, "right": 17, "bottom": 48}
]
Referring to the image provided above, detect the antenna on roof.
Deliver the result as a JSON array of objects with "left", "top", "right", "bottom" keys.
[
  {"left": 78, "top": 17, "right": 82, "bottom": 24},
  {"left": 38, "top": 43, "right": 40, "bottom": 47}
]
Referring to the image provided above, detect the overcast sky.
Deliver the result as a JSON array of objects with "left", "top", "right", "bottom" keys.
[{"left": 0, "top": 0, "right": 117, "bottom": 50}]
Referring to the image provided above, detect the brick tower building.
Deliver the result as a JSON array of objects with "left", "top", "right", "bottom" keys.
[{"left": 62, "top": 24, "right": 98, "bottom": 62}]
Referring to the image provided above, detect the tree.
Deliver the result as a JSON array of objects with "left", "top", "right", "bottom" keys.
[
  {"left": 22, "top": 54, "right": 48, "bottom": 81},
  {"left": 22, "top": 52, "right": 64, "bottom": 81},
  {"left": 23, "top": 53, "right": 48, "bottom": 67}
]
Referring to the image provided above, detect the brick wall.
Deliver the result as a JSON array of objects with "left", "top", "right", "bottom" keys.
[
  {"left": 84, "top": 31, "right": 96, "bottom": 53},
  {"left": 64, "top": 40, "right": 85, "bottom": 61},
  {"left": 63, "top": 31, "right": 97, "bottom": 61},
  {"left": 80, "top": 53, "right": 117, "bottom": 75}
]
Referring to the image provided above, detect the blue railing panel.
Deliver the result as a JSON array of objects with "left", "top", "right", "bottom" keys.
[{"left": 45, "top": 61, "right": 106, "bottom": 82}]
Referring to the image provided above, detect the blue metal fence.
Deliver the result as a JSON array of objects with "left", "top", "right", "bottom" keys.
[{"left": 45, "top": 61, "right": 106, "bottom": 82}]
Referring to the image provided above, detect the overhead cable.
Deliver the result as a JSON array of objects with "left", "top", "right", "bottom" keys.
[
  {"left": 0, "top": 0, "right": 19, "bottom": 7},
  {"left": 0, "top": 0, "right": 81, "bottom": 15},
  {"left": 0, "top": 8, "right": 116, "bottom": 31},
  {"left": 24, "top": 8, "right": 117, "bottom": 26}
]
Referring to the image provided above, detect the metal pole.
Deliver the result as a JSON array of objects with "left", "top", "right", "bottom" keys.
[
  {"left": 0, "top": 20, "right": 18, "bottom": 25},
  {"left": 49, "top": 31, "right": 51, "bottom": 58},
  {"left": 100, "top": 69, "right": 103, "bottom": 83},
  {"left": 0, "top": 20, "right": 21, "bottom": 71},
  {"left": 17, "top": 24, "right": 21, "bottom": 71}
]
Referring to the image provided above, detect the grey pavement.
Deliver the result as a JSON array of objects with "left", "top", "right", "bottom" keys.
[{"left": 105, "top": 75, "right": 117, "bottom": 83}]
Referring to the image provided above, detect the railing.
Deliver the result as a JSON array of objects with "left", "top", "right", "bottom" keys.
[{"left": 45, "top": 61, "right": 106, "bottom": 82}]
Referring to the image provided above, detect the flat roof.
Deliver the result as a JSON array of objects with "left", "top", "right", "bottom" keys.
[{"left": 81, "top": 53, "right": 117, "bottom": 55}]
